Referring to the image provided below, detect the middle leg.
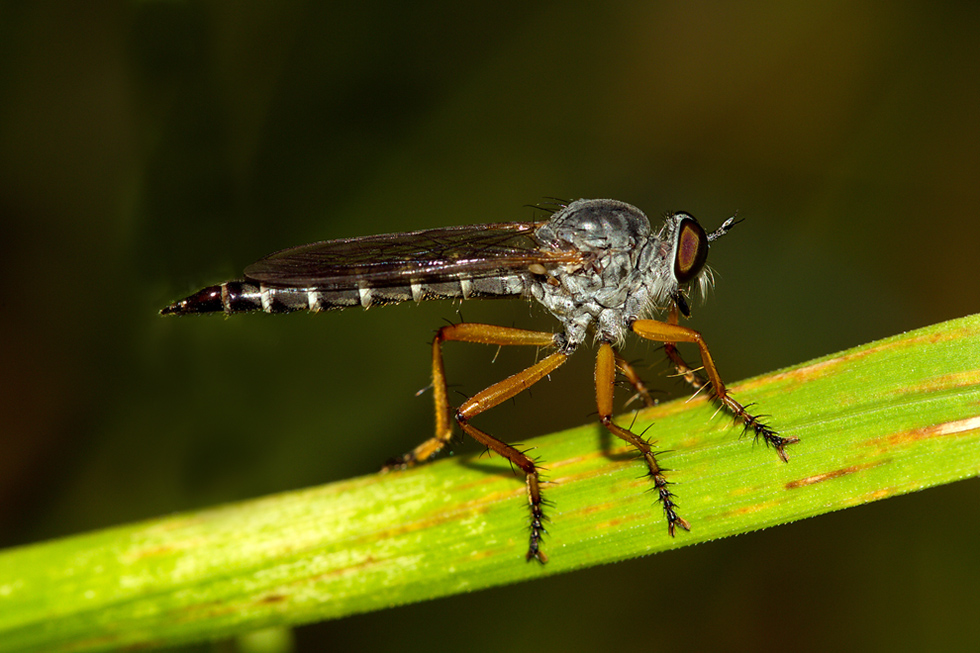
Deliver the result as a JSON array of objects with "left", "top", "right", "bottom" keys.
[
  {"left": 596, "top": 341, "right": 691, "bottom": 536},
  {"left": 455, "top": 348, "right": 568, "bottom": 563},
  {"left": 383, "top": 323, "right": 559, "bottom": 469},
  {"left": 383, "top": 322, "right": 567, "bottom": 563}
]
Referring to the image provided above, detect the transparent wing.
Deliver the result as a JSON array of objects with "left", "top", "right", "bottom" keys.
[{"left": 243, "top": 222, "right": 581, "bottom": 289}]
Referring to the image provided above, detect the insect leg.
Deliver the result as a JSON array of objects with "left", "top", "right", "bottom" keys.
[
  {"left": 382, "top": 323, "right": 562, "bottom": 563},
  {"left": 662, "top": 304, "right": 709, "bottom": 391},
  {"left": 613, "top": 351, "right": 658, "bottom": 408},
  {"left": 597, "top": 342, "right": 690, "bottom": 536},
  {"left": 456, "top": 348, "right": 567, "bottom": 564},
  {"left": 629, "top": 318, "right": 799, "bottom": 461},
  {"left": 383, "top": 324, "right": 558, "bottom": 469}
]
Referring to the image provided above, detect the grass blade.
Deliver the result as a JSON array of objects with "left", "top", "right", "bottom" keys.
[{"left": 2, "top": 314, "right": 979, "bottom": 652}]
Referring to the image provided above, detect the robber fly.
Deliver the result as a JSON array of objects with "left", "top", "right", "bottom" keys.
[{"left": 162, "top": 198, "right": 798, "bottom": 563}]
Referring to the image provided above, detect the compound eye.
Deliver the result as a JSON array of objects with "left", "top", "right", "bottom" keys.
[{"left": 673, "top": 215, "right": 709, "bottom": 284}]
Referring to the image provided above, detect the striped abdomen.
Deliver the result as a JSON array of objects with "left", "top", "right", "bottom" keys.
[{"left": 160, "top": 274, "right": 534, "bottom": 316}]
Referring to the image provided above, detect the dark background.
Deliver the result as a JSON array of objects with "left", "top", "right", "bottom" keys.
[{"left": 2, "top": 2, "right": 978, "bottom": 651}]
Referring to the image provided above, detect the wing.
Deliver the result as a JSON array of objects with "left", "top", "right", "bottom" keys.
[{"left": 243, "top": 221, "right": 582, "bottom": 289}]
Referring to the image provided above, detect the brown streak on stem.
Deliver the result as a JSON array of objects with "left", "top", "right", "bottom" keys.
[
  {"left": 879, "top": 416, "right": 980, "bottom": 447},
  {"left": 764, "top": 326, "right": 976, "bottom": 387},
  {"left": 786, "top": 461, "right": 884, "bottom": 489}
]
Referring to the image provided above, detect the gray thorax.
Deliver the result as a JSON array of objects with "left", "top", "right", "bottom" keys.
[{"left": 530, "top": 199, "right": 681, "bottom": 354}]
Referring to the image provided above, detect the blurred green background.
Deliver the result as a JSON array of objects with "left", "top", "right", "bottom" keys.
[{"left": 2, "top": 2, "right": 978, "bottom": 651}]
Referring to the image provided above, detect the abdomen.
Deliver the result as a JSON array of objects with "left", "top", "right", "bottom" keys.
[{"left": 160, "top": 274, "right": 534, "bottom": 316}]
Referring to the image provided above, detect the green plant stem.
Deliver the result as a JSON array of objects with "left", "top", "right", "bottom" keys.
[{"left": 2, "top": 314, "right": 980, "bottom": 652}]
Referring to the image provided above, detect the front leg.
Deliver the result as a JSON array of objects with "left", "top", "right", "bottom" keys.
[
  {"left": 630, "top": 317, "right": 799, "bottom": 461},
  {"left": 613, "top": 351, "right": 658, "bottom": 409},
  {"left": 662, "top": 304, "right": 708, "bottom": 391}
]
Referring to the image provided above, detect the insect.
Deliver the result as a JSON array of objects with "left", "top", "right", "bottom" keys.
[{"left": 162, "top": 198, "right": 798, "bottom": 563}]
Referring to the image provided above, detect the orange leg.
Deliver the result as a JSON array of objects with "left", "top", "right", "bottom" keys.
[
  {"left": 383, "top": 323, "right": 564, "bottom": 563},
  {"left": 597, "top": 342, "right": 690, "bottom": 535},
  {"left": 630, "top": 317, "right": 799, "bottom": 461},
  {"left": 662, "top": 305, "right": 708, "bottom": 391},
  {"left": 613, "top": 352, "right": 658, "bottom": 409}
]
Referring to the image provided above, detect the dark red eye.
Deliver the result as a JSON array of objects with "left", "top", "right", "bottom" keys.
[{"left": 673, "top": 216, "right": 708, "bottom": 284}]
